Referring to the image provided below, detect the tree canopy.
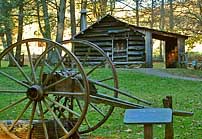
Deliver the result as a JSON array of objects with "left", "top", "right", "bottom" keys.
[{"left": 0, "top": 0, "right": 202, "bottom": 50}]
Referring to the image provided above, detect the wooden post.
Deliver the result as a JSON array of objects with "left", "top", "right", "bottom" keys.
[
  {"left": 163, "top": 96, "right": 174, "bottom": 139},
  {"left": 145, "top": 31, "right": 153, "bottom": 68},
  {"left": 144, "top": 124, "right": 153, "bottom": 139},
  {"left": 177, "top": 38, "right": 186, "bottom": 68}
]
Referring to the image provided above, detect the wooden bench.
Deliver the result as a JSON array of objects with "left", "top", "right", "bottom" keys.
[{"left": 124, "top": 108, "right": 172, "bottom": 139}]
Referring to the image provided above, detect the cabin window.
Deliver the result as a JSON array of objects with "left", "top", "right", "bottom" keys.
[{"left": 114, "top": 39, "right": 127, "bottom": 51}]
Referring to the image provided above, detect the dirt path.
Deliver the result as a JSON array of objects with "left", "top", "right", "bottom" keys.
[{"left": 132, "top": 68, "right": 202, "bottom": 81}]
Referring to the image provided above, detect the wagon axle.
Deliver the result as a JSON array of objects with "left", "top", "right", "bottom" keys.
[{"left": 27, "top": 85, "right": 44, "bottom": 101}]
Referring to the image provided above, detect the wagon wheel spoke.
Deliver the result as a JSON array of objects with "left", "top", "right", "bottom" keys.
[
  {"left": 50, "top": 53, "right": 67, "bottom": 73},
  {"left": 38, "top": 45, "right": 55, "bottom": 84},
  {"left": 42, "top": 54, "right": 68, "bottom": 86},
  {"left": 8, "top": 53, "right": 33, "bottom": 84},
  {"left": 26, "top": 42, "right": 37, "bottom": 84},
  {"left": 89, "top": 103, "right": 105, "bottom": 117},
  {"left": 45, "top": 91, "right": 85, "bottom": 96},
  {"left": 97, "top": 76, "right": 114, "bottom": 82},
  {"left": 0, "top": 96, "right": 28, "bottom": 113},
  {"left": 0, "top": 90, "right": 26, "bottom": 93},
  {"left": 38, "top": 101, "right": 49, "bottom": 139},
  {"left": 86, "top": 60, "right": 106, "bottom": 76},
  {"left": 27, "top": 101, "right": 37, "bottom": 139},
  {"left": 0, "top": 70, "right": 30, "bottom": 88},
  {"left": 89, "top": 79, "right": 151, "bottom": 105},
  {"left": 75, "top": 99, "right": 91, "bottom": 129},
  {"left": 43, "top": 99, "right": 69, "bottom": 135},
  {"left": 56, "top": 106, "right": 68, "bottom": 119},
  {"left": 44, "top": 61, "right": 53, "bottom": 71},
  {"left": 55, "top": 48, "right": 66, "bottom": 69},
  {"left": 46, "top": 96, "right": 81, "bottom": 117},
  {"left": 9, "top": 100, "right": 32, "bottom": 131}
]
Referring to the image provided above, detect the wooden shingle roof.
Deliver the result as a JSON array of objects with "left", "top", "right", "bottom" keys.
[{"left": 74, "top": 14, "right": 188, "bottom": 40}]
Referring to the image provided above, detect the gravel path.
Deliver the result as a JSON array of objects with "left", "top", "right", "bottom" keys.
[{"left": 133, "top": 68, "right": 202, "bottom": 81}]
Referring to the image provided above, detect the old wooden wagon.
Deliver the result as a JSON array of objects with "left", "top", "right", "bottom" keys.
[{"left": 74, "top": 14, "right": 188, "bottom": 68}]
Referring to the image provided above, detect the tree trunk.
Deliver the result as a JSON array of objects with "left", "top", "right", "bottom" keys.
[
  {"left": 41, "top": 0, "right": 51, "bottom": 39},
  {"left": 70, "top": 0, "right": 76, "bottom": 38},
  {"left": 1, "top": 1, "right": 14, "bottom": 66},
  {"left": 56, "top": 0, "right": 66, "bottom": 43},
  {"left": 15, "top": 1, "right": 24, "bottom": 64},
  {"left": 100, "top": 0, "right": 108, "bottom": 16},
  {"left": 159, "top": 0, "right": 165, "bottom": 60},
  {"left": 70, "top": 0, "right": 76, "bottom": 54},
  {"left": 160, "top": 0, "right": 165, "bottom": 31},
  {"left": 0, "top": 34, "right": 6, "bottom": 49},
  {"left": 109, "top": 0, "right": 115, "bottom": 15},
  {"left": 150, "top": 0, "right": 154, "bottom": 28},
  {"left": 136, "top": 0, "right": 139, "bottom": 26},
  {"left": 169, "top": 0, "right": 174, "bottom": 31}
]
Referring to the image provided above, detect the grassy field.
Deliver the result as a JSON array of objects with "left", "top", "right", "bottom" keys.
[
  {"left": 86, "top": 69, "right": 202, "bottom": 139},
  {"left": 0, "top": 67, "right": 201, "bottom": 139}
]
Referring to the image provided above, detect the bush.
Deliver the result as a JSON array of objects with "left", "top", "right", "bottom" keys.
[{"left": 187, "top": 52, "right": 202, "bottom": 61}]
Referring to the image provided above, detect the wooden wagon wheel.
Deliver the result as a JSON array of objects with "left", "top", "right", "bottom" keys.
[
  {"left": 0, "top": 38, "right": 90, "bottom": 139},
  {"left": 62, "top": 39, "right": 119, "bottom": 134}
]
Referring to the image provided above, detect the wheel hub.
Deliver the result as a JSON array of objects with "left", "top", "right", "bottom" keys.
[{"left": 27, "top": 85, "right": 44, "bottom": 101}]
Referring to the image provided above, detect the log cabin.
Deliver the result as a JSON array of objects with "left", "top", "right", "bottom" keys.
[{"left": 73, "top": 14, "right": 188, "bottom": 68}]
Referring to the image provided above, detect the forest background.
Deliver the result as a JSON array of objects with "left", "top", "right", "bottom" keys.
[{"left": 0, "top": 0, "right": 202, "bottom": 58}]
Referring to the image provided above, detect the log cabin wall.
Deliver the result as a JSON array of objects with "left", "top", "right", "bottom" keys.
[{"left": 74, "top": 15, "right": 145, "bottom": 66}]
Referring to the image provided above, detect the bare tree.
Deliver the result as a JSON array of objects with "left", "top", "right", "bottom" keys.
[
  {"left": 15, "top": 0, "right": 24, "bottom": 64},
  {"left": 36, "top": 0, "right": 51, "bottom": 39},
  {"left": 169, "top": 0, "right": 174, "bottom": 31},
  {"left": 135, "top": 0, "right": 139, "bottom": 26},
  {"left": 160, "top": 0, "right": 165, "bottom": 31},
  {"left": 70, "top": 0, "right": 76, "bottom": 37},
  {"left": 56, "top": 0, "right": 67, "bottom": 43}
]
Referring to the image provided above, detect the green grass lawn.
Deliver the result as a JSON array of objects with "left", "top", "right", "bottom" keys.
[
  {"left": 0, "top": 67, "right": 201, "bottom": 139},
  {"left": 87, "top": 69, "right": 202, "bottom": 139}
]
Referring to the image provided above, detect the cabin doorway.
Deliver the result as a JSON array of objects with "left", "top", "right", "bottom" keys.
[{"left": 152, "top": 39, "right": 166, "bottom": 69}]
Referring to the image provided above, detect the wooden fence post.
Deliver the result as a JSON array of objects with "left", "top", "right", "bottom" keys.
[{"left": 163, "top": 96, "right": 174, "bottom": 139}]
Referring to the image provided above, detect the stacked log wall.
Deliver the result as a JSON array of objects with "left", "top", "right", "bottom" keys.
[{"left": 74, "top": 17, "right": 145, "bottom": 65}]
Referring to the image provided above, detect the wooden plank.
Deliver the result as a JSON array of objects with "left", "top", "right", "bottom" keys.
[
  {"left": 145, "top": 31, "right": 153, "bottom": 68},
  {"left": 128, "top": 41, "right": 145, "bottom": 45},
  {"left": 93, "top": 22, "right": 125, "bottom": 28},
  {"left": 74, "top": 52, "right": 101, "bottom": 56},
  {"left": 128, "top": 57, "right": 144, "bottom": 61},
  {"left": 173, "top": 110, "right": 193, "bottom": 117},
  {"left": 75, "top": 57, "right": 104, "bottom": 60},
  {"left": 128, "top": 51, "right": 144, "bottom": 55},
  {"left": 79, "top": 33, "right": 109, "bottom": 38},
  {"left": 128, "top": 46, "right": 145, "bottom": 51},
  {"left": 113, "top": 61, "right": 144, "bottom": 64},
  {"left": 128, "top": 36, "right": 145, "bottom": 41},
  {"left": 79, "top": 37, "right": 113, "bottom": 41},
  {"left": 113, "top": 55, "right": 127, "bottom": 59},
  {"left": 93, "top": 41, "right": 112, "bottom": 46},
  {"left": 0, "top": 124, "right": 21, "bottom": 139}
]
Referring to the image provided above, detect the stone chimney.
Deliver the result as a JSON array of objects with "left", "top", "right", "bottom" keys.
[{"left": 80, "top": 9, "right": 87, "bottom": 31}]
